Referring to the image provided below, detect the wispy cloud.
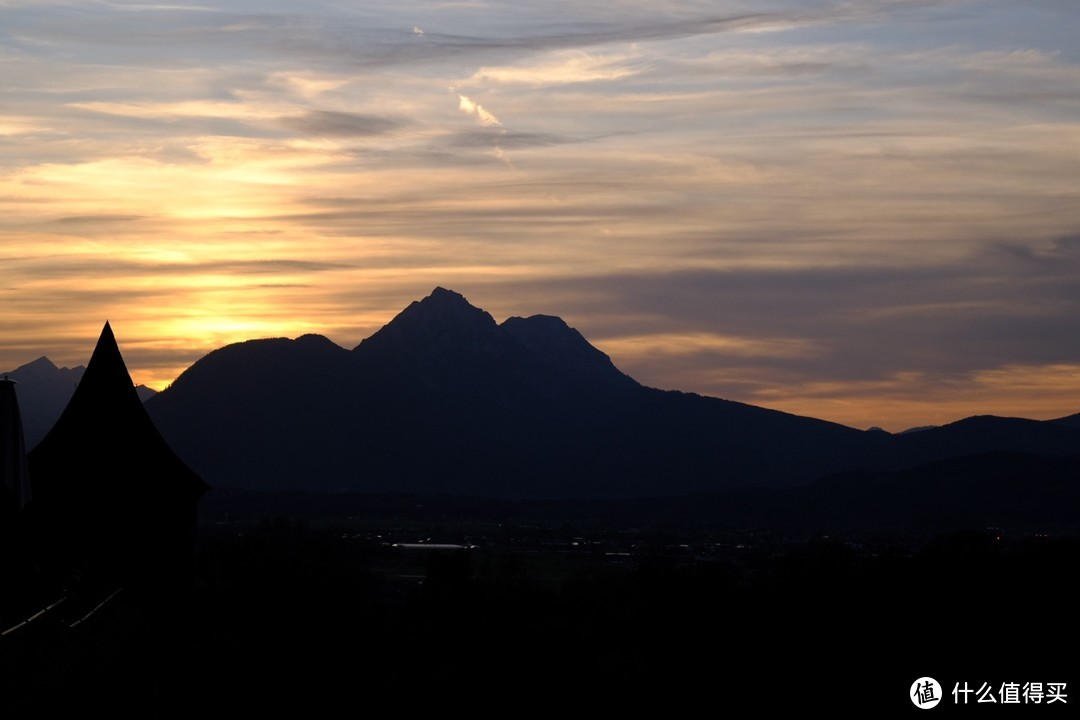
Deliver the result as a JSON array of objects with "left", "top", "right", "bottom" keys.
[
  {"left": 456, "top": 94, "right": 501, "bottom": 127},
  {"left": 2, "top": 0, "right": 1078, "bottom": 425},
  {"left": 455, "top": 92, "right": 514, "bottom": 167},
  {"left": 465, "top": 50, "right": 643, "bottom": 86},
  {"left": 279, "top": 110, "right": 403, "bottom": 137},
  {"left": 53, "top": 214, "right": 146, "bottom": 225}
]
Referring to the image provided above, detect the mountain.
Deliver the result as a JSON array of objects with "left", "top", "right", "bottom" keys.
[
  {"left": 804, "top": 450, "right": 1080, "bottom": 532},
  {"left": 858, "top": 415, "right": 1080, "bottom": 471},
  {"left": 352, "top": 287, "right": 639, "bottom": 399},
  {"left": 1053, "top": 412, "right": 1080, "bottom": 432},
  {"left": 589, "top": 450, "right": 1080, "bottom": 534},
  {"left": 1, "top": 357, "right": 84, "bottom": 450},
  {"left": 2, "top": 356, "right": 158, "bottom": 450},
  {"left": 142, "top": 288, "right": 1080, "bottom": 498},
  {"left": 145, "top": 288, "right": 863, "bottom": 496}
]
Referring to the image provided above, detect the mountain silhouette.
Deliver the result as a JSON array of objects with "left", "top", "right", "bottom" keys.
[
  {"left": 1, "top": 357, "right": 84, "bottom": 450},
  {"left": 2, "top": 356, "right": 157, "bottom": 450},
  {"left": 803, "top": 450, "right": 1080, "bottom": 532},
  {"left": 1053, "top": 412, "right": 1080, "bottom": 432},
  {"left": 855, "top": 415, "right": 1080, "bottom": 471},
  {"left": 141, "top": 288, "right": 1080, "bottom": 498},
  {"left": 354, "top": 288, "right": 635, "bottom": 392}
]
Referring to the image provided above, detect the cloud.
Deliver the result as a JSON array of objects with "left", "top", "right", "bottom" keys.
[
  {"left": 599, "top": 331, "right": 819, "bottom": 360},
  {"left": 2, "top": 0, "right": 1077, "bottom": 421},
  {"left": 68, "top": 99, "right": 277, "bottom": 121},
  {"left": 1, "top": 1, "right": 979, "bottom": 78},
  {"left": 465, "top": 50, "right": 642, "bottom": 86},
  {"left": 444, "top": 129, "right": 569, "bottom": 149},
  {"left": 455, "top": 93, "right": 515, "bottom": 167},
  {"left": 463, "top": 246, "right": 1080, "bottom": 419},
  {"left": 0, "top": 254, "right": 352, "bottom": 284},
  {"left": 961, "top": 49, "right": 1062, "bottom": 72},
  {"left": 747, "top": 363, "right": 1080, "bottom": 432},
  {"left": 457, "top": 94, "right": 501, "bottom": 126},
  {"left": 53, "top": 214, "right": 146, "bottom": 224},
  {"left": 279, "top": 110, "right": 403, "bottom": 137},
  {"left": 678, "top": 45, "right": 872, "bottom": 77},
  {"left": 266, "top": 71, "right": 352, "bottom": 100}
]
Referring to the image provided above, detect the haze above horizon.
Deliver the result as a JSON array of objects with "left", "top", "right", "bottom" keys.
[{"left": 2, "top": 1, "right": 1078, "bottom": 432}]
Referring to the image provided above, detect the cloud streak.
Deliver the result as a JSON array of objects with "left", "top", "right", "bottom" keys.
[
  {"left": 1, "top": 0, "right": 1078, "bottom": 428},
  {"left": 279, "top": 110, "right": 403, "bottom": 137}
]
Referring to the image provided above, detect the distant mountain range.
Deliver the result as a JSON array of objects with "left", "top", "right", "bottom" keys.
[
  {"left": 196, "top": 450, "right": 1080, "bottom": 536},
  {"left": 2, "top": 358, "right": 155, "bottom": 449},
  {"left": 6, "top": 287, "right": 1080, "bottom": 499}
]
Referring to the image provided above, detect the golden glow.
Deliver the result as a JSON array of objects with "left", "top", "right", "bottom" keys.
[
  {"left": 745, "top": 366, "right": 1080, "bottom": 432},
  {"left": 597, "top": 332, "right": 819, "bottom": 360},
  {"left": 267, "top": 71, "right": 353, "bottom": 100},
  {"left": 2, "top": 1, "right": 1078, "bottom": 431},
  {"left": 69, "top": 100, "right": 286, "bottom": 121}
]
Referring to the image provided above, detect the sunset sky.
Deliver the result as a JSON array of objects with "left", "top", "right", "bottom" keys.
[{"left": 2, "top": 0, "right": 1078, "bottom": 431}]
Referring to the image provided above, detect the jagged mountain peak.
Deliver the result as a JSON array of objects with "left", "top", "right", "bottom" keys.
[
  {"left": 351, "top": 289, "right": 634, "bottom": 388},
  {"left": 501, "top": 314, "right": 589, "bottom": 351},
  {"left": 353, "top": 287, "right": 499, "bottom": 359},
  {"left": 405, "top": 287, "right": 496, "bottom": 327},
  {"left": 3, "top": 355, "right": 81, "bottom": 379},
  {"left": 135, "top": 289, "right": 1080, "bottom": 497},
  {"left": 18, "top": 356, "right": 59, "bottom": 372},
  {"left": 428, "top": 285, "right": 467, "bottom": 303},
  {"left": 501, "top": 314, "right": 637, "bottom": 388}
]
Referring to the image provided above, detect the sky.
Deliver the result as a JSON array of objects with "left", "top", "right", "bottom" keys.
[{"left": 1, "top": 0, "right": 1078, "bottom": 432}]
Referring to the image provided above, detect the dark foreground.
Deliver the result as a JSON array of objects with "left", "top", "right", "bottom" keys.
[{"left": 3, "top": 493, "right": 1077, "bottom": 714}]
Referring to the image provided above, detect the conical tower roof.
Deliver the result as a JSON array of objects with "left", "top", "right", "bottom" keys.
[{"left": 28, "top": 322, "right": 207, "bottom": 577}]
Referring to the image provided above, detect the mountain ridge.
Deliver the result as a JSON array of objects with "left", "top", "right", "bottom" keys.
[
  {"left": 3, "top": 356, "right": 158, "bottom": 450},
  {"left": 7, "top": 288, "right": 1079, "bottom": 498},
  {"left": 143, "top": 288, "right": 1079, "bottom": 497}
]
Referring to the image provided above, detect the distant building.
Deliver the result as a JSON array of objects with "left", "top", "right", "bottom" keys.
[
  {"left": 1, "top": 376, "right": 33, "bottom": 587},
  {"left": 1, "top": 376, "right": 32, "bottom": 517}
]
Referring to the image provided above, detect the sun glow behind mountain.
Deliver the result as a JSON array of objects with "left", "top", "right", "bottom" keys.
[{"left": 2, "top": 1, "right": 1079, "bottom": 431}]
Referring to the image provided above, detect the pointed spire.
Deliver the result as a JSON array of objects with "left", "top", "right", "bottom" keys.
[
  {"left": 32, "top": 321, "right": 200, "bottom": 483},
  {"left": 81, "top": 319, "right": 137, "bottom": 397},
  {"left": 28, "top": 322, "right": 207, "bottom": 579}
]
